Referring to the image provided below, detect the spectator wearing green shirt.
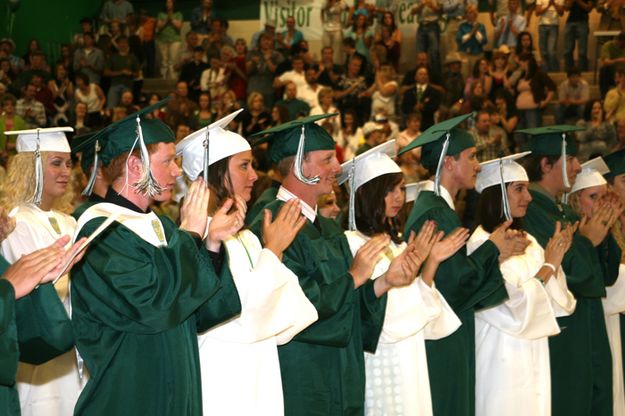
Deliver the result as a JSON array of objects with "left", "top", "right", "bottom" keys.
[
  {"left": 156, "top": 0, "right": 183, "bottom": 80},
  {"left": 599, "top": 31, "right": 625, "bottom": 97}
]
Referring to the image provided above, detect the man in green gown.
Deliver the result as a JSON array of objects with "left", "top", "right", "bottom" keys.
[
  {"left": 248, "top": 115, "right": 422, "bottom": 416},
  {"left": 520, "top": 126, "right": 616, "bottom": 416},
  {"left": 0, "top": 237, "right": 85, "bottom": 415},
  {"left": 71, "top": 132, "right": 108, "bottom": 220},
  {"left": 399, "top": 114, "right": 529, "bottom": 416},
  {"left": 70, "top": 103, "right": 241, "bottom": 415}
]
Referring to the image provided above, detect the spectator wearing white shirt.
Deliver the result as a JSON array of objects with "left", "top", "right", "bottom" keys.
[
  {"left": 298, "top": 64, "right": 326, "bottom": 109},
  {"left": 273, "top": 55, "right": 307, "bottom": 92},
  {"left": 321, "top": 0, "right": 348, "bottom": 64},
  {"left": 494, "top": 0, "right": 528, "bottom": 48},
  {"left": 535, "top": 0, "right": 565, "bottom": 71},
  {"left": 311, "top": 87, "right": 341, "bottom": 137}
]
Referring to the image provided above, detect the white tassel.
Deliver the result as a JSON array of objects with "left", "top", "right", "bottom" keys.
[
  {"left": 561, "top": 133, "right": 569, "bottom": 189},
  {"left": 133, "top": 116, "right": 164, "bottom": 197},
  {"left": 347, "top": 159, "right": 356, "bottom": 231},
  {"left": 434, "top": 133, "right": 451, "bottom": 197},
  {"left": 294, "top": 125, "right": 320, "bottom": 185},
  {"left": 499, "top": 159, "right": 512, "bottom": 221},
  {"left": 32, "top": 141, "right": 43, "bottom": 206},
  {"left": 203, "top": 129, "right": 209, "bottom": 183},
  {"left": 82, "top": 140, "right": 100, "bottom": 196}
]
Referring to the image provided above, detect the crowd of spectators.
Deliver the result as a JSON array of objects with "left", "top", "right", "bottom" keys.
[{"left": 3, "top": 0, "right": 625, "bottom": 194}]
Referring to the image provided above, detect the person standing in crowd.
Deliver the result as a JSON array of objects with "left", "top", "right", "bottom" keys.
[
  {"left": 0, "top": 127, "right": 83, "bottom": 416},
  {"left": 412, "top": 0, "right": 443, "bottom": 76},
  {"left": 177, "top": 111, "right": 317, "bottom": 415},
  {"left": 563, "top": 0, "right": 593, "bottom": 71},
  {"left": 470, "top": 153, "right": 576, "bottom": 416},
  {"left": 321, "top": 0, "right": 348, "bottom": 65},
  {"left": 100, "top": 0, "right": 134, "bottom": 25},
  {"left": 555, "top": 67, "right": 589, "bottom": 124},
  {"left": 401, "top": 67, "right": 442, "bottom": 130},
  {"left": 535, "top": 0, "right": 565, "bottom": 71},
  {"left": 605, "top": 68, "right": 625, "bottom": 122},
  {"left": 515, "top": 53, "right": 555, "bottom": 136},
  {"left": 600, "top": 32, "right": 625, "bottom": 98},
  {"left": 246, "top": 32, "right": 283, "bottom": 108},
  {"left": 74, "top": 73, "right": 106, "bottom": 129},
  {"left": 73, "top": 32, "right": 105, "bottom": 85},
  {"left": 16, "top": 83, "right": 46, "bottom": 128},
  {"left": 70, "top": 102, "right": 242, "bottom": 415},
  {"left": 341, "top": 140, "right": 466, "bottom": 416},
  {"left": 576, "top": 99, "right": 617, "bottom": 161},
  {"left": 519, "top": 126, "right": 618, "bottom": 416},
  {"left": 399, "top": 113, "right": 530, "bottom": 416},
  {"left": 248, "top": 114, "right": 425, "bottom": 416},
  {"left": 494, "top": 0, "right": 528, "bottom": 48},
  {"left": 156, "top": 0, "right": 183, "bottom": 80},
  {"left": 456, "top": 5, "right": 489, "bottom": 67},
  {"left": 190, "top": 0, "right": 214, "bottom": 36},
  {"left": 103, "top": 36, "right": 140, "bottom": 110}
]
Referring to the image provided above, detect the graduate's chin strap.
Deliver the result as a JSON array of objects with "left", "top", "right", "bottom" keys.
[
  {"left": 294, "top": 125, "right": 320, "bottom": 185},
  {"left": 347, "top": 158, "right": 357, "bottom": 231},
  {"left": 203, "top": 128, "right": 210, "bottom": 183},
  {"left": 82, "top": 140, "right": 100, "bottom": 197},
  {"left": 32, "top": 129, "right": 43, "bottom": 206},
  {"left": 133, "top": 116, "right": 164, "bottom": 197},
  {"left": 434, "top": 132, "right": 451, "bottom": 197},
  {"left": 499, "top": 158, "right": 512, "bottom": 221},
  {"left": 561, "top": 133, "right": 569, "bottom": 204}
]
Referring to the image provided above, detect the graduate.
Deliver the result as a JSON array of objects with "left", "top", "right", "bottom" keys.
[
  {"left": 0, "top": 127, "right": 85, "bottom": 416},
  {"left": 177, "top": 110, "right": 318, "bottom": 416},
  {"left": 398, "top": 114, "right": 529, "bottom": 416},
  {"left": 567, "top": 156, "right": 625, "bottom": 416},
  {"left": 70, "top": 100, "right": 242, "bottom": 415},
  {"left": 469, "top": 152, "right": 577, "bottom": 416},
  {"left": 248, "top": 115, "right": 423, "bottom": 416},
  {"left": 338, "top": 140, "right": 465, "bottom": 416},
  {"left": 518, "top": 126, "right": 619, "bottom": 416},
  {"left": 604, "top": 149, "right": 625, "bottom": 416}
]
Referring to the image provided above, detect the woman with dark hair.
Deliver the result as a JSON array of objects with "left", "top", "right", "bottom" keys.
[
  {"left": 469, "top": 153, "right": 576, "bottom": 416},
  {"left": 344, "top": 9, "right": 374, "bottom": 62},
  {"left": 515, "top": 53, "right": 555, "bottom": 137},
  {"left": 342, "top": 140, "right": 467, "bottom": 416},
  {"left": 515, "top": 31, "right": 535, "bottom": 56},
  {"left": 336, "top": 109, "right": 364, "bottom": 160},
  {"left": 465, "top": 58, "right": 493, "bottom": 99},
  {"left": 49, "top": 63, "right": 74, "bottom": 127},
  {"left": 375, "top": 12, "right": 401, "bottom": 69},
  {"left": 576, "top": 99, "right": 617, "bottom": 161},
  {"left": 193, "top": 92, "right": 215, "bottom": 128},
  {"left": 177, "top": 111, "right": 317, "bottom": 416}
]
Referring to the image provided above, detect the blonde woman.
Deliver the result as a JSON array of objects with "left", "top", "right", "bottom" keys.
[{"left": 0, "top": 127, "right": 83, "bottom": 416}]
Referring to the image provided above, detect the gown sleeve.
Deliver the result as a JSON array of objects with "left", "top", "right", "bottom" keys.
[
  {"left": 0, "top": 279, "right": 18, "bottom": 386},
  {"left": 200, "top": 230, "right": 317, "bottom": 344},
  {"left": 73, "top": 218, "right": 236, "bottom": 334}
]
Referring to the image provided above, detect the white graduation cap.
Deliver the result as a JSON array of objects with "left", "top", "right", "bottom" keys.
[
  {"left": 5, "top": 127, "right": 73, "bottom": 205},
  {"left": 337, "top": 140, "right": 401, "bottom": 231},
  {"left": 570, "top": 156, "right": 610, "bottom": 194},
  {"left": 476, "top": 151, "right": 531, "bottom": 221},
  {"left": 176, "top": 109, "right": 248, "bottom": 181}
]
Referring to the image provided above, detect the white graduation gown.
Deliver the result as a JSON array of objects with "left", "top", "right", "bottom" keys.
[
  {"left": 468, "top": 226, "right": 576, "bottom": 416},
  {"left": 345, "top": 230, "right": 461, "bottom": 416},
  {"left": 198, "top": 227, "right": 318, "bottom": 416},
  {"left": 0, "top": 204, "right": 84, "bottom": 416},
  {"left": 602, "top": 263, "right": 625, "bottom": 416}
]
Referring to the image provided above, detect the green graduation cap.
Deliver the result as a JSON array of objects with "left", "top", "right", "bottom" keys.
[
  {"left": 71, "top": 131, "right": 100, "bottom": 196},
  {"left": 252, "top": 114, "right": 337, "bottom": 185},
  {"left": 603, "top": 148, "right": 625, "bottom": 179},
  {"left": 73, "top": 98, "right": 174, "bottom": 197},
  {"left": 515, "top": 125, "right": 583, "bottom": 189},
  {"left": 398, "top": 113, "right": 475, "bottom": 196}
]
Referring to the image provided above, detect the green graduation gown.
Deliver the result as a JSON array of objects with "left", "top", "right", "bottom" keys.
[
  {"left": 71, "top": 211, "right": 241, "bottom": 416},
  {"left": 245, "top": 185, "right": 279, "bottom": 225},
  {"left": 403, "top": 190, "right": 507, "bottom": 416},
  {"left": 0, "top": 258, "right": 19, "bottom": 416},
  {"left": 249, "top": 200, "right": 387, "bottom": 416},
  {"left": 524, "top": 186, "right": 613, "bottom": 416}
]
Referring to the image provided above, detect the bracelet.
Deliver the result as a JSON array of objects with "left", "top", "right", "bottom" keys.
[{"left": 543, "top": 262, "right": 556, "bottom": 275}]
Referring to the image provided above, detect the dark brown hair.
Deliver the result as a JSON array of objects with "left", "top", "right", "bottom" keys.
[{"left": 476, "top": 184, "right": 524, "bottom": 232}]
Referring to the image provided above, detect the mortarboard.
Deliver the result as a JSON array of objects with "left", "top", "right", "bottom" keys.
[
  {"left": 603, "top": 149, "right": 625, "bottom": 180},
  {"left": 515, "top": 125, "right": 583, "bottom": 189},
  {"left": 5, "top": 127, "right": 73, "bottom": 205},
  {"left": 398, "top": 113, "right": 475, "bottom": 197},
  {"left": 337, "top": 140, "right": 400, "bottom": 231},
  {"left": 176, "top": 109, "right": 249, "bottom": 182},
  {"left": 476, "top": 152, "right": 531, "bottom": 221},
  {"left": 569, "top": 156, "right": 609, "bottom": 194},
  {"left": 72, "top": 98, "right": 174, "bottom": 198},
  {"left": 252, "top": 114, "right": 337, "bottom": 185}
]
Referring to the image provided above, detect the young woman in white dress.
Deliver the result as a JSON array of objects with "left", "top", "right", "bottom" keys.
[
  {"left": 177, "top": 111, "right": 318, "bottom": 416},
  {"left": 339, "top": 140, "right": 467, "bottom": 416},
  {"left": 0, "top": 127, "right": 84, "bottom": 416},
  {"left": 468, "top": 153, "right": 577, "bottom": 416}
]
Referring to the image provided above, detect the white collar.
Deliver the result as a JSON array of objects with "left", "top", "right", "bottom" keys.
[
  {"left": 420, "top": 180, "right": 455, "bottom": 210},
  {"left": 276, "top": 186, "right": 317, "bottom": 222}
]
